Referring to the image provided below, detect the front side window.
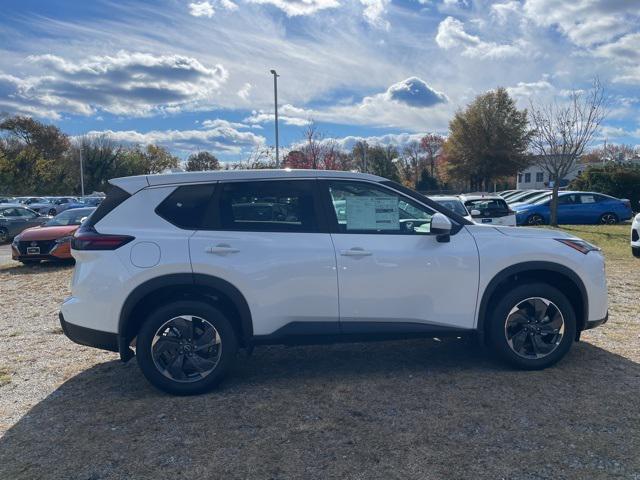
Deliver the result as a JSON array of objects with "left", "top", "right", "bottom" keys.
[
  {"left": 327, "top": 181, "right": 434, "bottom": 234},
  {"left": 15, "top": 208, "right": 37, "bottom": 218},
  {"left": 217, "top": 180, "right": 319, "bottom": 232}
]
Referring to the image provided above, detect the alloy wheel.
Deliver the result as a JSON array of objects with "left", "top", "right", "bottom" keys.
[
  {"left": 504, "top": 297, "right": 565, "bottom": 359},
  {"left": 527, "top": 214, "right": 543, "bottom": 226},
  {"left": 600, "top": 213, "right": 617, "bottom": 225},
  {"left": 151, "top": 315, "right": 222, "bottom": 383}
]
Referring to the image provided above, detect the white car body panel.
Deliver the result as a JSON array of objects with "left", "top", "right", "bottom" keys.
[
  {"left": 189, "top": 231, "right": 339, "bottom": 335},
  {"left": 632, "top": 213, "right": 640, "bottom": 253},
  {"left": 331, "top": 228, "right": 479, "bottom": 329}
]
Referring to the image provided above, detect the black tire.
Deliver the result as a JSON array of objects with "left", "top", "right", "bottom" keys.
[
  {"left": 526, "top": 214, "right": 544, "bottom": 226},
  {"left": 0, "top": 227, "right": 9, "bottom": 243},
  {"left": 20, "top": 259, "right": 41, "bottom": 265},
  {"left": 487, "top": 283, "right": 576, "bottom": 370},
  {"left": 599, "top": 212, "right": 618, "bottom": 225},
  {"left": 633, "top": 247, "right": 640, "bottom": 258},
  {"left": 136, "top": 301, "right": 238, "bottom": 395}
]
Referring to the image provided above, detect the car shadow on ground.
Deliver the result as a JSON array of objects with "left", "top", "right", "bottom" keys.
[{"left": 1, "top": 339, "right": 639, "bottom": 479}]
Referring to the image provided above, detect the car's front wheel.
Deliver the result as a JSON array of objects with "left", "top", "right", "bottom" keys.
[
  {"left": 487, "top": 283, "right": 576, "bottom": 370},
  {"left": 526, "top": 214, "right": 544, "bottom": 226},
  {"left": 136, "top": 301, "right": 238, "bottom": 395},
  {"left": 633, "top": 246, "right": 640, "bottom": 258}
]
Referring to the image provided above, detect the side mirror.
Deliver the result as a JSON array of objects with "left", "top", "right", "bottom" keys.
[
  {"left": 470, "top": 209, "right": 481, "bottom": 216},
  {"left": 431, "top": 212, "right": 452, "bottom": 243}
]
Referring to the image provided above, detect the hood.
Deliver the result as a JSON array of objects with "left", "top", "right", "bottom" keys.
[
  {"left": 18, "top": 225, "right": 78, "bottom": 241},
  {"left": 493, "top": 226, "right": 574, "bottom": 239}
]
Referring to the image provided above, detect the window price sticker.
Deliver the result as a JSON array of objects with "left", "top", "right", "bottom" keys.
[{"left": 346, "top": 196, "right": 399, "bottom": 231}]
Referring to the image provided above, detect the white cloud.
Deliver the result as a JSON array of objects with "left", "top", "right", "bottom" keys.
[
  {"left": 245, "top": 0, "right": 339, "bottom": 16},
  {"left": 245, "top": 78, "right": 449, "bottom": 131},
  {"left": 326, "top": 132, "right": 431, "bottom": 151},
  {"left": 201, "top": 118, "right": 250, "bottom": 129},
  {"left": 523, "top": 0, "right": 640, "bottom": 48},
  {"left": 435, "top": 16, "right": 525, "bottom": 59},
  {"left": 237, "top": 82, "right": 252, "bottom": 101},
  {"left": 85, "top": 123, "right": 265, "bottom": 154},
  {"left": 0, "top": 51, "right": 228, "bottom": 118},
  {"left": 189, "top": 1, "right": 215, "bottom": 17},
  {"left": 506, "top": 79, "right": 553, "bottom": 99},
  {"left": 360, "top": 0, "right": 390, "bottom": 30}
]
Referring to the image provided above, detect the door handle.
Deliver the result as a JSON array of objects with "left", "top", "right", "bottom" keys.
[
  {"left": 340, "top": 247, "right": 372, "bottom": 257},
  {"left": 206, "top": 244, "right": 240, "bottom": 255}
]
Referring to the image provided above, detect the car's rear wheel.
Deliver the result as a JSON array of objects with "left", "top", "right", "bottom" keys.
[
  {"left": 526, "top": 214, "right": 544, "bottom": 226},
  {"left": 0, "top": 228, "right": 9, "bottom": 243},
  {"left": 487, "top": 283, "right": 576, "bottom": 369},
  {"left": 600, "top": 213, "right": 618, "bottom": 225},
  {"left": 136, "top": 301, "right": 238, "bottom": 395},
  {"left": 48, "top": 208, "right": 57, "bottom": 216}
]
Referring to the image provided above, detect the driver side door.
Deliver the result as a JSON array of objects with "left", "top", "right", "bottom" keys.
[{"left": 321, "top": 180, "right": 479, "bottom": 331}]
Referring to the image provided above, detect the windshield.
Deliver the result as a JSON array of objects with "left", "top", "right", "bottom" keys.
[
  {"left": 44, "top": 208, "right": 95, "bottom": 227},
  {"left": 433, "top": 199, "right": 468, "bottom": 216}
]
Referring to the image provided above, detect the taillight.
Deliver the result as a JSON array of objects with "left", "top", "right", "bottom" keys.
[{"left": 71, "top": 226, "right": 134, "bottom": 251}]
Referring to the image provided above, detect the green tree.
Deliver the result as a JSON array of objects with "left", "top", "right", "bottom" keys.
[
  {"left": 570, "top": 164, "right": 640, "bottom": 213},
  {"left": 186, "top": 151, "right": 220, "bottom": 171},
  {"left": 0, "top": 115, "right": 71, "bottom": 194},
  {"left": 367, "top": 145, "right": 401, "bottom": 182},
  {"left": 445, "top": 88, "right": 531, "bottom": 191},
  {"left": 142, "top": 144, "right": 179, "bottom": 173}
]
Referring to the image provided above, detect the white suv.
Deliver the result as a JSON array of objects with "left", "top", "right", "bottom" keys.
[{"left": 60, "top": 170, "right": 609, "bottom": 395}]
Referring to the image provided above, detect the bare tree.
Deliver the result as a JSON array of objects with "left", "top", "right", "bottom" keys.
[
  {"left": 420, "top": 134, "right": 444, "bottom": 178},
  {"left": 401, "top": 141, "right": 422, "bottom": 186},
  {"left": 529, "top": 78, "right": 607, "bottom": 226}
]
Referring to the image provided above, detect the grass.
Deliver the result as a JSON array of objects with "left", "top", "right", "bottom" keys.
[{"left": 552, "top": 224, "right": 632, "bottom": 260}]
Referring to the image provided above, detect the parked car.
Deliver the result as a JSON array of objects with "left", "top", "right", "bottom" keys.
[
  {"left": 0, "top": 205, "right": 50, "bottom": 242},
  {"left": 59, "top": 170, "right": 609, "bottom": 395},
  {"left": 514, "top": 192, "right": 633, "bottom": 226},
  {"left": 506, "top": 190, "right": 547, "bottom": 205},
  {"left": 429, "top": 195, "right": 473, "bottom": 222},
  {"left": 459, "top": 194, "right": 516, "bottom": 226},
  {"left": 501, "top": 190, "right": 525, "bottom": 200},
  {"left": 11, "top": 207, "right": 96, "bottom": 263},
  {"left": 0, "top": 196, "right": 15, "bottom": 203},
  {"left": 632, "top": 211, "right": 640, "bottom": 258},
  {"left": 25, "top": 197, "right": 77, "bottom": 216},
  {"left": 14, "top": 196, "right": 47, "bottom": 205},
  {"left": 509, "top": 191, "right": 551, "bottom": 208}
]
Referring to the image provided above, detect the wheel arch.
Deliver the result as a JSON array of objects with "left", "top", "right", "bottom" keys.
[
  {"left": 118, "top": 273, "right": 253, "bottom": 360},
  {"left": 477, "top": 261, "right": 588, "bottom": 342}
]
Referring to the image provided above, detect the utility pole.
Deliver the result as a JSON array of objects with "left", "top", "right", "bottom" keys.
[
  {"left": 270, "top": 69, "right": 280, "bottom": 168},
  {"left": 79, "top": 143, "right": 85, "bottom": 198}
]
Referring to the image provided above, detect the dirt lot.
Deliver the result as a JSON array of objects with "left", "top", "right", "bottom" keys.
[{"left": 1, "top": 226, "right": 639, "bottom": 479}]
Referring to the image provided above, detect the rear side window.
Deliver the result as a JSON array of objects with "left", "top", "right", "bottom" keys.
[
  {"left": 156, "top": 183, "right": 217, "bottom": 229},
  {"left": 84, "top": 185, "right": 131, "bottom": 229},
  {"left": 216, "top": 180, "right": 319, "bottom": 232}
]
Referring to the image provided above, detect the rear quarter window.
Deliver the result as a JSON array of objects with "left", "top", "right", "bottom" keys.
[{"left": 155, "top": 183, "right": 217, "bottom": 229}]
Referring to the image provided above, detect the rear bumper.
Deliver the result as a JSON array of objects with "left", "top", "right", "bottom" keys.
[
  {"left": 59, "top": 312, "right": 119, "bottom": 353},
  {"left": 584, "top": 311, "right": 608, "bottom": 331}
]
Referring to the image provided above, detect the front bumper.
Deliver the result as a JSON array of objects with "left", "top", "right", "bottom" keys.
[
  {"left": 584, "top": 311, "right": 608, "bottom": 331},
  {"left": 59, "top": 312, "right": 119, "bottom": 353}
]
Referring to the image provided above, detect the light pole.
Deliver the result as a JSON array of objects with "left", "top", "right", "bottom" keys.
[
  {"left": 270, "top": 69, "right": 280, "bottom": 168},
  {"left": 79, "top": 143, "right": 85, "bottom": 198}
]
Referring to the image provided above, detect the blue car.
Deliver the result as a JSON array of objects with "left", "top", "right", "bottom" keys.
[{"left": 514, "top": 191, "right": 633, "bottom": 226}]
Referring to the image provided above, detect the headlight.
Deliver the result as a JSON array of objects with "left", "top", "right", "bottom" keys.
[
  {"left": 12, "top": 236, "right": 20, "bottom": 246},
  {"left": 555, "top": 238, "right": 600, "bottom": 254},
  {"left": 55, "top": 235, "right": 74, "bottom": 244}
]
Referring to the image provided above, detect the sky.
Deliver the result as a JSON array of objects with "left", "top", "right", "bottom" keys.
[{"left": 0, "top": 0, "right": 639, "bottom": 162}]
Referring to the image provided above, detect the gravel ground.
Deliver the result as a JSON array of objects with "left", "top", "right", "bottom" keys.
[{"left": 0, "top": 233, "right": 639, "bottom": 479}]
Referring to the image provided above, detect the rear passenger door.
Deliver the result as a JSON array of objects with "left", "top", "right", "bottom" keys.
[{"left": 189, "top": 180, "right": 339, "bottom": 337}]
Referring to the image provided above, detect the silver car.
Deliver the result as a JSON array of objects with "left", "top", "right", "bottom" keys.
[{"left": 0, "top": 205, "right": 50, "bottom": 243}]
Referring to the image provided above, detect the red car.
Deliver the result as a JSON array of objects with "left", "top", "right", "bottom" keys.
[{"left": 11, "top": 207, "right": 96, "bottom": 263}]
